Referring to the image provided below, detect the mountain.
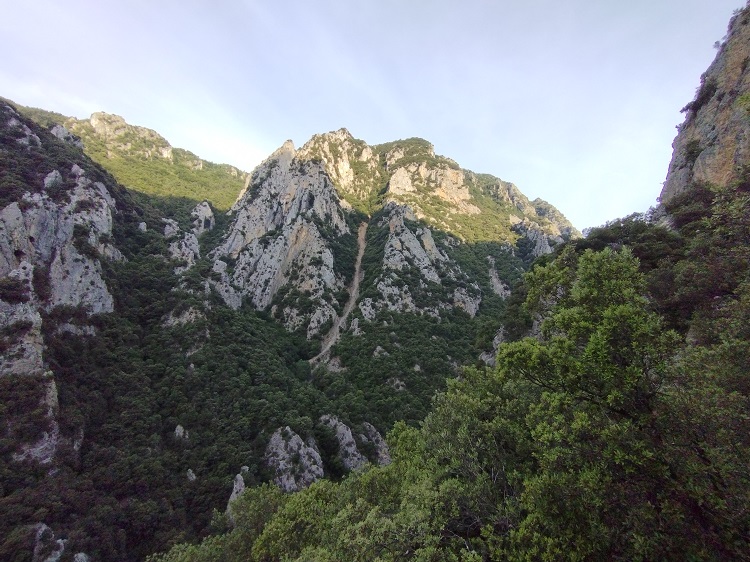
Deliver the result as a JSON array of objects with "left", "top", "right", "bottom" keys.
[
  {"left": 206, "top": 128, "right": 577, "bottom": 338},
  {"left": 148, "top": 3, "right": 750, "bottom": 562},
  {"left": 0, "top": 99, "right": 578, "bottom": 560}
]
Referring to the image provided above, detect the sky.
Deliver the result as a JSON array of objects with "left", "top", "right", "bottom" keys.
[{"left": 1, "top": 0, "right": 744, "bottom": 230}]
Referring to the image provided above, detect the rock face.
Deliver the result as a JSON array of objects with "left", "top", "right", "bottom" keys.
[
  {"left": 228, "top": 473, "right": 245, "bottom": 503},
  {"left": 31, "top": 523, "right": 91, "bottom": 562},
  {"left": 0, "top": 171, "right": 119, "bottom": 316},
  {"left": 225, "top": 473, "right": 246, "bottom": 525},
  {"left": 488, "top": 256, "right": 511, "bottom": 298},
  {"left": 358, "top": 203, "right": 482, "bottom": 320},
  {"left": 319, "top": 414, "right": 368, "bottom": 471},
  {"left": 479, "top": 328, "right": 506, "bottom": 367},
  {"left": 50, "top": 124, "right": 83, "bottom": 148},
  {"left": 81, "top": 112, "right": 176, "bottom": 162},
  {"left": 203, "top": 128, "right": 577, "bottom": 336},
  {"left": 0, "top": 103, "right": 130, "bottom": 479},
  {"left": 296, "top": 128, "right": 381, "bottom": 210},
  {"left": 0, "top": 103, "right": 123, "bottom": 382},
  {"left": 265, "top": 426, "right": 325, "bottom": 492},
  {"left": 661, "top": 4, "right": 750, "bottom": 203},
  {"left": 191, "top": 201, "right": 215, "bottom": 235},
  {"left": 361, "top": 421, "right": 391, "bottom": 466},
  {"left": 209, "top": 140, "right": 350, "bottom": 335},
  {"left": 31, "top": 523, "right": 67, "bottom": 562},
  {"left": 12, "top": 373, "right": 60, "bottom": 465},
  {"left": 264, "top": 418, "right": 391, "bottom": 492},
  {"left": 163, "top": 201, "right": 214, "bottom": 273}
]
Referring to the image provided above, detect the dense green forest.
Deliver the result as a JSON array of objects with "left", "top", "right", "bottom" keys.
[
  {"left": 4, "top": 24, "right": 750, "bottom": 556},
  {"left": 151, "top": 176, "right": 750, "bottom": 560},
  {"left": 0, "top": 102, "right": 535, "bottom": 560}
]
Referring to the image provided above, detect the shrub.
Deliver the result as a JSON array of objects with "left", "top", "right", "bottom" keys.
[
  {"left": 0, "top": 276, "right": 29, "bottom": 303},
  {"left": 681, "top": 77, "right": 718, "bottom": 115}
]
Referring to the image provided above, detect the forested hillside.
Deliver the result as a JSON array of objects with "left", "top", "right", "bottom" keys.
[
  {"left": 151, "top": 172, "right": 750, "bottom": 562},
  {"left": 150, "top": 4, "right": 750, "bottom": 561},
  {"left": 0, "top": 94, "right": 576, "bottom": 560},
  {"left": 3, "top": 4, "right": 750, "bottom": 560}
]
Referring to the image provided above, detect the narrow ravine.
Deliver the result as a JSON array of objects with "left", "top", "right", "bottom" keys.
[{"left": 310, "top": 221, "right": 368, "bottom": 365}]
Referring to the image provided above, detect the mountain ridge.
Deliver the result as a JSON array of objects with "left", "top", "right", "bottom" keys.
[{"left": 0, "top": 95, "right": 583, "bottom": 560}]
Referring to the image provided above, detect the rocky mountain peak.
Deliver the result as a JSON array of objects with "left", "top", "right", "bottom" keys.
[
  {"left": 74, "top": 111, "right": 175, "bottom": 161},
  {"left": 270, "top": 139, "right": 297, "bottom": 163},
  {"left": 89, "top": 112, "right": 128, "bottom": 137},
  {"left": 201, "top": 127, "right": 579, "bottom": 334}
]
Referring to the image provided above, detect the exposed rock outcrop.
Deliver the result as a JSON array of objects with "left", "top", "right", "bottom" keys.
[
  {"left": 0, "top": 262, "right": 44, "bottom": 376},
  {"left": 12, "top": 372, "right": 60, "bottom": 465},
  {"left": 191, "top": 201, "right": 215, "bottom": 235},
  {"left": 480, "top": 328, "right": 506, "bottom": 367},
  {"left": 0, "top": 145, "right": 123, "bottom": 377},
  {"left": 264, "top": 418, "right": 389, "bottom": 493},
  {"left": 319, "top": 415, "right": 368, "bottom": 471},
  {"left": 82, "top": 112, "right": 175, "bottom": 161},
  {"left": 296, "top": 128, "right": 380, "bottom": 207},
  {"left": 453, "top": 286, "right": 482, "bottom": 316},
  {"left": 488, "top": 256, "right": 512, "bottom": 298},
  {"left": 386, "top": 159, "right": 480, "bottom": 216},
  {"left": 225, "top": 473, "right": 246, "bottom": 525},
  {"left": 513, "top": 218, "right": 565, "bottom": 258},
  {"left": 209, "top": 140, "right": 349, "bottom": 336},
  {"left": 164, "top": 201, "right": 216, "bottom": 273},
  {"left": 174, "top": 425, "right": 189, "bottom": 440},
  {"left": 661, "top": 4, "right": 750, "bottom": 204},
  {"left": 31, "top": 523, "right": 66, "bottom": 562},
  {"left": 0, "top": 174, "right": 119, "bottom": 315},
  {"left": 264, "top": 426, "right": 324, "bottom": 492},
  {"left": 359, "top": 203, "right": 482, "bottom": 319},
  {"left": 163, "top": 306, "right": 205, "bottom": 327},
  {"left": 361, "top": 421, "right": 391, "bottom": 466},
  {"left": 50, "top": 124, "right": 83, "bottom": 148}
]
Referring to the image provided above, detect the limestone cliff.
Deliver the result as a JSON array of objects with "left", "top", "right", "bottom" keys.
[
  {"left": 209, "top": 140, "right": 350, "bottom": 336},
  {"left": 358, "top": 203, "right": 482, "bottom": 320},
  {"left": 264, "top": 426, "right": 325, "bottom": 492},
  {"left": 163, "top": 200, "right": 215, "bottom": 273},
  {"left": 0, "top": 103, "right": 122, "bottom": 380},
  {"left": 661, "top": 3, "right": 750, "bottom": 203},
  {"left": 206, "top": 129, "right": 578, "bottom": 336},
  {"left": 264, "top": 417, "right": 390, "bottom": 492}
]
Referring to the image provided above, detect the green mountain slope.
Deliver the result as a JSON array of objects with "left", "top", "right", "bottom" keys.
[{"left": 12, "top": 102, "right": 250, "bottom": 217}]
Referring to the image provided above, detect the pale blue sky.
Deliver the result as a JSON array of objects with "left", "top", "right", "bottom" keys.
[{"left": 1, "top": 0, "right": 743, "bottom": 229}]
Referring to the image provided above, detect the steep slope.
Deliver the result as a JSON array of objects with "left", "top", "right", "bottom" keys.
[
  {"left": 311, "top": 221, "right": 368, "bottom": 364},
  {"left": 661, "top": 6, "right": 750, "bottom": 204},
  {"left": 206, "top": 128, "right": 578, "bottom": 337}
]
